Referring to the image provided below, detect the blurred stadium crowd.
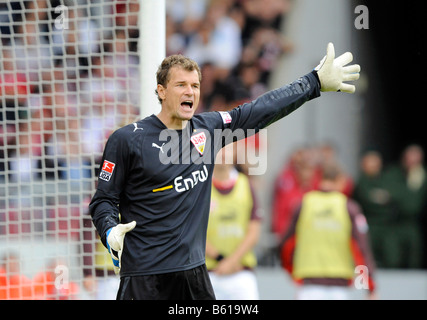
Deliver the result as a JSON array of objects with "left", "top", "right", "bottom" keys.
[
  {"left": 0, "top": 0, "right": 426, "bottom": 300},
  {"left": 270, "top": 143, "right": 427, "bottom": 271}
]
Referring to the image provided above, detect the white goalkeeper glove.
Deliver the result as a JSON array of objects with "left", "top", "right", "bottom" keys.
[
  {"left": 106, "top": 221, "right": 136, "bottom": 275},
  {"left": 315, "top": 42, "right": 361, "bottom": 94}
]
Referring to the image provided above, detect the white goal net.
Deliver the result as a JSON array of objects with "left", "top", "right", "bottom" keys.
[{"left": 0, "top": 0, "right": 141, "bottom": 299}]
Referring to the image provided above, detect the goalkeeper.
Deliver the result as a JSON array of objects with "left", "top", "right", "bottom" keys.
[{"left": 89, "top": 43, "right": 360, "bottom": 300}]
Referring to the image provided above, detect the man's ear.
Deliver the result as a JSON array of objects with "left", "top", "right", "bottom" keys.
[{"left": 157, "top": 84, "right": 166, "bottom": 101}]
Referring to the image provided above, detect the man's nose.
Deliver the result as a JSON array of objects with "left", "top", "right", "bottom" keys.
[{"left": 184, "top": 84, "right": 194, "bottom": 96}]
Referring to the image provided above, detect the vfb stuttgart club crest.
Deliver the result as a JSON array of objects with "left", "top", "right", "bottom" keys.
[{"left": 190, "top": 132, "right": 206, "bottom": 155}]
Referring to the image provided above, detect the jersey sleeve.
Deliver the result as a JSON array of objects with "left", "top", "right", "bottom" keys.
[
  {"left": 88, "top": 128, "right": 131, "bottom": 247},
  {"left": 222, "top": 71, "right": 320, "bottom": 136}
]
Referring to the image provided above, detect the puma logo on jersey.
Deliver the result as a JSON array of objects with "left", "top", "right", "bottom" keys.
[
  {"left": 152, "top": 142, "right": 165, "bottom": 153},
  {"left": 133, "top": 123, "right": 144, "bottom": 132}
]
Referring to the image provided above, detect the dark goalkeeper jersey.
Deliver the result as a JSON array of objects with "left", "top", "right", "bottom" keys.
[{"left": 89, "top": 71, "right": 321, "bottom": 277}]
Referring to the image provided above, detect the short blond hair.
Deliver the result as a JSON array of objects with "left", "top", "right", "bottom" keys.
[{"left": 155, "top": 55, "right": 202, "bottom": 103}]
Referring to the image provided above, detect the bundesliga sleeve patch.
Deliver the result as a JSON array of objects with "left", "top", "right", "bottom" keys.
[
  {"left": 218, "top": 111, "right": 232, "bottom": 124},
  {"left": 99, "top": 160, "right": 116, "bottom": 182}
]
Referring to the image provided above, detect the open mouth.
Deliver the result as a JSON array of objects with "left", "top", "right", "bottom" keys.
[{"left": 181, "top": 100, "right": 193, "bottom": 108}]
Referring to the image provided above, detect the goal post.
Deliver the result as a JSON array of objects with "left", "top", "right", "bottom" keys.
[
  {"left": 139, "top": 0, "right": 166, "bottom": 118},
  {"left": 0, "top": 0, "right": 165, "bottom": 300}
]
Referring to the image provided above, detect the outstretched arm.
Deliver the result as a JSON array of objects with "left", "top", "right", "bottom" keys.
[{"left": 222, "top": 43, "right": 360, "bottom": 136}]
